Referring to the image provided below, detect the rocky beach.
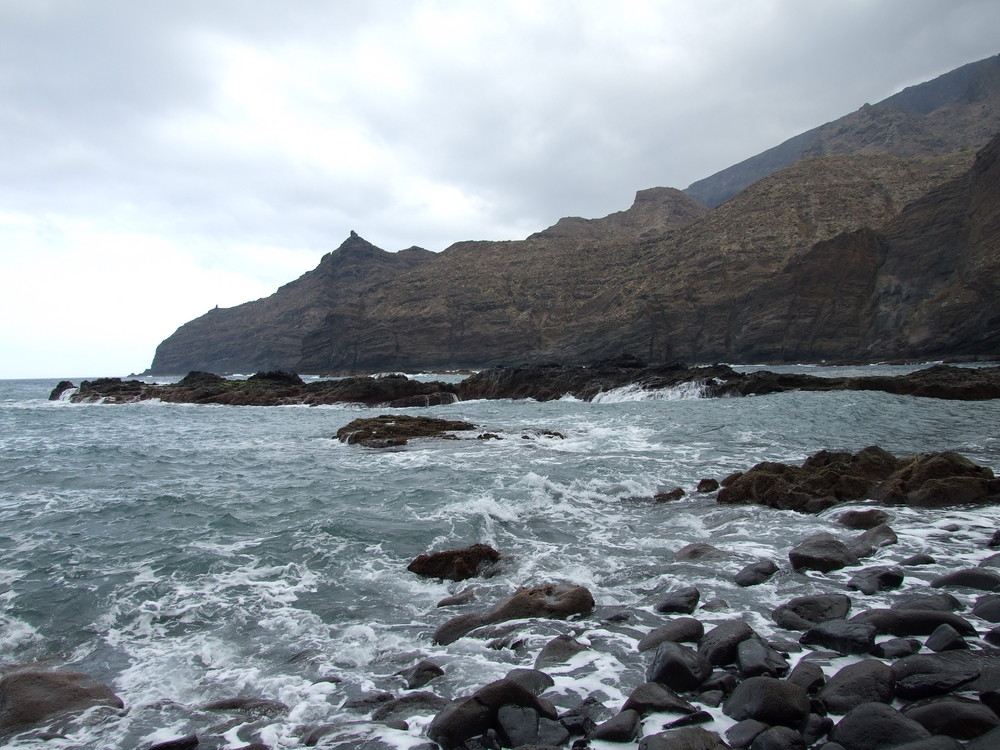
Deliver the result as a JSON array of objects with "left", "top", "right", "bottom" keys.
[{"left": 2, "top": 366, "right": 999, "bottom": 748}]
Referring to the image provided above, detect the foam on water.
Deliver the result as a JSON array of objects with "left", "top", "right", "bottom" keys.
[{"left": 590, "top": 381, "right": 707, "bottom": 403}]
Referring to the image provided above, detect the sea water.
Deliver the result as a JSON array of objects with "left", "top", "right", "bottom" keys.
[{"left": 1, "top": 368, "right": 999, "bottom": 749}]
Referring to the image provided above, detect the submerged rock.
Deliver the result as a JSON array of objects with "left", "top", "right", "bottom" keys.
[
  {"left": 0, "top": 670, "right": 124, "bottom": 737},
  {"left": 407, "top": 544, "right": 501, "bottom": 581},
  {"left": 336, "top": 414, "right": 477, "bottom": 447}
]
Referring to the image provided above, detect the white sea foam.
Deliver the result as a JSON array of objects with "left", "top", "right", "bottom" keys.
[{"left": 590, "top": 381, "right": 707, "bottom": 403}]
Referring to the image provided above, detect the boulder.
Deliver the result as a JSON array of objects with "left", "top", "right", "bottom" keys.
[
  {"left": 973, "top": 594, "right": 1000, "bottom": 622},
  {"left": 588, "top": 709, "right": 641, "bottom": 742},
  {"left": 621, "top": 682, "right": 697, "bottom": 717},
  {"left": 638, "top": 726, "right": 729, "bottom": 750},
  {"left": 697, "top": 478, "right": 720, "bottom": 493},
  {"left": 407, "top": 544, "right": 501, "bottom": 581},
  {"left": 737, "top": 638, "right": 789, "bottom": 678},
  {"left": 789, "top": 533, "right": 859, "bottom": 573},
  {"left": 722, "top": 676, "right": 810, "bottom": 727},
  {"left": 800, "top": 619, "right": 877, "bottom": 655},
  {"left": 773, "top": 593, "right": 852, "bottom": 630},
  {"left": 849, "top": 609, "right": 977, "bottom": 637},
  {"left": 894, "top": 669, "right": 979, "bottom": 700},
  {"left": 637, "top": 617, "right": 705, "bottom": 652},
  {"left": 496, "top": 704, "right": 569, "bottom": 748},
  {"left": 675, "top": 542, "right": 726, "bottom": 561},
  {"left": 0, "top": 670, "right": 124, "bottom": 736},
  {"left": 847, "top": 566, "right": 904, "bottom": 595},
  {"left": 398, "top": 660, "right": 445, "bottom": 690},
  {"left": 892, "top": 593, "right": 962, "bottom": 611},
  {"left": 646, "top": 641, "right": 713, "bottom": 692},
  {"left": 901, "top": 697, "right": 1000, "bottom": 739},
  {"left": 925, "top": 623, "right": 968, "bottom": 652},
  {"left": 655, "top": 586, "right": 701, "bottom": 615},
  {"left": 735, "top": 560, "right": 780, "bottom": 587},
  {"left": 371, "top": 691, "right": 450, "bottom": 723},
  {"left": 876, "top": 451, "right": 998, "bottom": 508},
  {"left": 433, "top": 582, "right": 594, "bottom": 645},
  {"left": 871, "top": 638, "right": 921, "bottom": 659},
  {"left": 699, "top": 620, "right": 756, "bottom": 666},
  {"left": 534, "top": 634, "right": 588, "bottom": 668},
  {"left": 828, "top": 702, "right": 931, "bottom": 750},
  {"left": 838, "top": 509, "right": 890, "bottom": 530},
  {"left": 786, "top": 660, "right": 826, "bottom": 694},
  {"left": 750, "top": 725, "right": 807, "bottom": 750},
  {"left": 930, "top": 568, "right": 1000, "bottom": 591},
  {"left": 818, "top": 659, "right": 895, "bottom": 714}
]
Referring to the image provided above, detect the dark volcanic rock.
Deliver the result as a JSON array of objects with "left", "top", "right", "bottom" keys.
[
  {"left": 818, "top": 659, "right": 895, "bottom": 714},
  {"left": 849, "top": 609, "right": 977, "bottom": 637},
  {"left": 788, "top": 533, "right": 859, "bottom": 573},
  {"left": 848, "top": 566, "right": 904, "bottom": 595},
  {"left": 654, "top": 586, "right": 701, "bottom": 615},
  {"left": 0, "top": 670, "right": 124, "bottom": 736},
  {"left": 930, "top": 568, "right": 1000, "bottom": 591},
  {"left": 735, "top": 560, "right": 780, "bottom": 587},
  {"left": 722, "top": 676, "right": 810, "bottom": 728},
  {"left": 638, "top": 726, "right": 729, "bottom": 750},
  {"left": 337, "top": 414, "right": 476, "bottom": 447},
  {"left": 901, "top": 697, "right": 1000, "bottom": 739},
  {"left": 773, "top": 594, "right": 853, "bottom": 631},
  {"left": 622, "top": 682, "right": 697, "bottom": 717},
  {"left": 637, "top": 617, "right": 705, "bottom": 652},
  {"left": 698, "top": 620, "right": 756, "bottom": 666},
  {"left": 433, "top": 582, "right": 595, "bottom": 645},
  {"left": 407, "top": 544, "right": 501, "bottom": 581},
  {"left": 800, "top": 619, "right": 877, "bottom": 655},
  {"left": 838, "top": 509, "right": 890, "bottom": 530},
  {"left": 646, "top": 641, "right": 713, "bottom": 692},
  {"left": 829, "top": 701, "right": 931, "bottom": 750}
]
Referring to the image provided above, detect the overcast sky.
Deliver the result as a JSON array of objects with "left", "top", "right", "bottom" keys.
[{"left": 1, "top": 0, "right": 998, "bottom": 378}]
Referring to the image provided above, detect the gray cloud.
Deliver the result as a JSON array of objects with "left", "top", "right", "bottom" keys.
[{"left": 1, "top": 0, "right": 998, "bottom": 376}]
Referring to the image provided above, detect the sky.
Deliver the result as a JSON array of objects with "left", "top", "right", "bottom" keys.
[{"left": 1, "top": 1, "right": 998, "bottom": 379}]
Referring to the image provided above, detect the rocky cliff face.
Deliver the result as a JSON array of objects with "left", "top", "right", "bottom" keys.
[
  {"left": 149, "top": 232, "right": 432, "bottom": 373},
  {"left": 684, "top": 54, "right": 1000, "bottom": 208}
]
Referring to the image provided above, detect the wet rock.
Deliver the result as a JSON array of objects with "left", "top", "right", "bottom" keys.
[
  {"left": 504, "top": 668, "right": 555, "bottom": 696},
  {"left": 48, "top": 380, "right": 76, "bottom": 400},
  {"left": 663, "top": 710, "right": 713, "bottom": 729},
  {"left": 838, "top": 509, "right": 890, "bottom": 530},
  {"left": 622, "top": 682, "right": 697, "bottom": 717},
  {"left": 408, "top": 544, "right": 501, "bottom": 581},
  {"left": 427, "top": 677, "right": 557, "bottom": 750},
  {"left": 588, "top": 709, "right": 640, "bottom": 742},
  {"left": 828, "top": 702, "right": 931, "bottom": 750},
  {"left": 847, "top": 566, "right": 904, "bottom": 595},
  {"left": 0, "top": 669, "right": 125, "bottom": 736},
  {"left": 801, "top": 713, "right": 833, "bottom": 746},
  {"left": 433, "top": 582, "right": 595, "bottom": 645},
  {"left": 980, "top": 552, "right": 1000, "bottom": 567},
  {"left": 750, "top": 725, "right": 806, "bottom": 750},
  {"left": 398, "top": 660, "right": 445, "bottom": 690},
  {"left": 800, "top": 619, "right": 877, "bottom": 655},
  {"left": 899, "top": 553, "right": 937, "bottom": 566},
  {"left": 892, "top": 593, "right": 962, "bottom": 611},
  {"left": 894, "top": 669, "right": 979, "bottom": 700},
  {"left": 637, "top": 617, "right": 705, "bottom": 652},
  {"left": 786, "top": 660, "right": 826, "bottom": 694},
  {"left": 849, "top": 609, "right": 977, "bottom": 636},
  {"left": 773, "top": 593, "right": 852, "bottom": 630},
  {"left": 789, "top": 533, "right": 859, "bottom": 573},
  {"left": 925, "top": 623, "right": 968, "bottom": 652},
  {"left": 147, "top": 736, "right": 199, "bottom": 750},
  {"left": 497, "top": 704, "right": 569, "bottom": 748},
  {"left": 702, "top": 670, "right": 739, "bottom": 695},
  {"left": 931, "top": 567, "right": 1000, "bottom": 591},
  {"left": 437, "top": 588, "right": 477, "bottom": 607},
  {"left": 655, "top": 487, "right": 686, "bottom": 502},
  {"left": 973, "top": 594, "right": 1000, "bottom": 622},
  {"left": 735, "top": 560, "right": 780, "bottom": 587},
  {"left": 726, "top": 719, "right": 769, "bottom": 748},
  {"left": 881, "top": 740, "right": 965, "bottom": 750},
  {"left": 699, "top": 620, "right": 756, "bottom": 666},
  {"left": 646, "top": 641, "right": 713, "bottom": 692},
  {"left": 371, "top": 692, "right": 449, "bottom": 723},
  {"left": 697, "top": 478, "right": 720, "bottom": 493},
  {"left": 849, "top": 524, "right": 898, "bottom": 557},
  {"left": 818, "top": 659, "right": 895, "bottom": 714},
  {"left": 638, "top": 726, "right": 729, "bottom": 750},
  {"left": 337, "top": 414, "right": 477, "bottom": 447},
  {"left": 737, "top": 638, "right": 789, "bottom": 678},
  {"left": 901, "top": 697, "right": 1000, "bottom": 739},
  {"left": 722, "top": 675, "right": 811, "bottom": 727},
  {"left": 675, "top": 542, "right": 726, "bottom": 561},
  {"left": 654, "top": 586, "right": 701, "bottom": 615},
  {"left": 876, "top": 451, "right": 998, "bottom": 508},
  {"left": 871, "top": 637, "right": 921, "bottom": 659},
  {"left": 534, "top": 634, "right": 588, "bottom": 668}
]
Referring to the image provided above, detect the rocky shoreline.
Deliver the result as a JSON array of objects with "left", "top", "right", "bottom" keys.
[
  {"left": 5, "top": 446, "right": 1000, "bottom": 748},
  {"left": 49, "top": 358, "right": 1000, "bottom": 406}
]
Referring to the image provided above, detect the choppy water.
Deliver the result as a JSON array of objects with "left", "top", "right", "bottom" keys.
[{"left": 2, "top": 368, "right": 1000, "bottom": 749}]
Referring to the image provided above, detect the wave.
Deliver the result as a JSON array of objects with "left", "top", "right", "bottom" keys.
[{"left": 590, "top": 381, "right": 707, "bottom": 403}]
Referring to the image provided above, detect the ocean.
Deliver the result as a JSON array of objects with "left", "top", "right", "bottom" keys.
[{"left": 1, "top": 366, "right": 999, "bottom": 749}]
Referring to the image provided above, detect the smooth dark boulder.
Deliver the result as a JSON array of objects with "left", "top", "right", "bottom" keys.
[
  {"left": 969, "top": 726, "right": 1000, "bottom": 750},
  {"left": 638, "top": 617, "right": 705, "bottom": 652},
  {"left": 534, "top": 634, "right": 588, "bottom": 668},
  {"left": 697, "top": 478, "right": 720, "bottom": 493},
  {"left": 838, "top": 509, "right": 890, "bottom": 530},
  {"left": 892, "top": 593, "right": 962, "bottom": 611},
  {"left": 876, "top": 451, "right": 998, "bottom": 508},
  {"left": 504, "top": 668, "right": 555, "bottom": 697},
  {"left": 828, "top": 702, "right": 931, "bottom": 750},
  {"left": 699, "top": 620, "right": 756, "bottom": 666},
  {"left": 675, "top": 542, "right": 726, "bottom": 561},
  {"left": 895, "top": 669, "right": 980, "bottom": 699},
  {"left": 647, "top": 641, "right": 713, "bottom": 692},
  {"left": 925, "top": 623, "right": 969, "bottom": 652},
  {"left": 750, "top": 725, "right": 806, "bottom": 750},
  {"left": 818, "top": 659, "right": 895, "bottom": 714},
  {"left": 737, "top": 638, "right": 789, "bottom": 678},
  {"left": 727, "top": 719, "right": 769, "bottom": 748},
  {"left": 786, "top": 660, "right": 826, "bottom": 694},
  {"left": 973, "top": 594, "right": 1000, "bottom": 622},
  {"left": 901, "top": 697, "right": 1000, "bottom": 739},
  {"left": 931, "top": 568, "right": 1000, "bottom": 591},
  {"left": 893, "top": 648, "right": 1000, "bottom": 693},
  {"left": 800, "top": 619, "right": 876, "bottom": 655},
  {"left": 622, "top": 682, "right": 697, "bottom": 717},
  {"left": 849, "top": 524, "right": 898, "bottom": 557},
  {"left": 638, "top": 726, "right": 729, "bottom": 750},
  {"left": 48, "top": 380, "right": 76, "bottom": 400},
  {"left": 849, "top": 609, "right": 977, "bottom": 637},
  {"left": 0, "top": 670, "right": 124, "bottom": 736},
  {"left": 146, "top": 736, "right": 200, "bottom": 750},
  {"left": 655, "top": 586, "right": 701, "bottom": 615},
  {"left": 399, "top": 660, "right": 445, "bottom": 689},
  {"left": 789, "top": 533, "right": 859, "bottom": 573},
  {"left": 881, "top": 738, "right": 964, "bottom": 750},
  {"left": 871, "top": 638, "right": 921, "bottom": 659},
  {"left": 408, "top": 544, "right": 501, "bottom": 581},
  {"left": 371, "top": 691, "right": 450, "bottom": 723},
  {"left": 773, "top": 594, "right": 852, "bottom": 631},
  {"left": 496, "top": 704, "right": 569, "bottom": 748},
  {"left": 847, "top": 566, "right": 903, "bottom": 595},
  {"left": 735, "top": 560, "right": 780, "bottom": 587},
  {"left": 588, "top": 709, "right": 640, "bottom": 742},
  {"left": 722, "top": 676, "right": 810, "bottom": 727},
  {"left": 433, "top": 582, "right": 595, "bottom": 645}
]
